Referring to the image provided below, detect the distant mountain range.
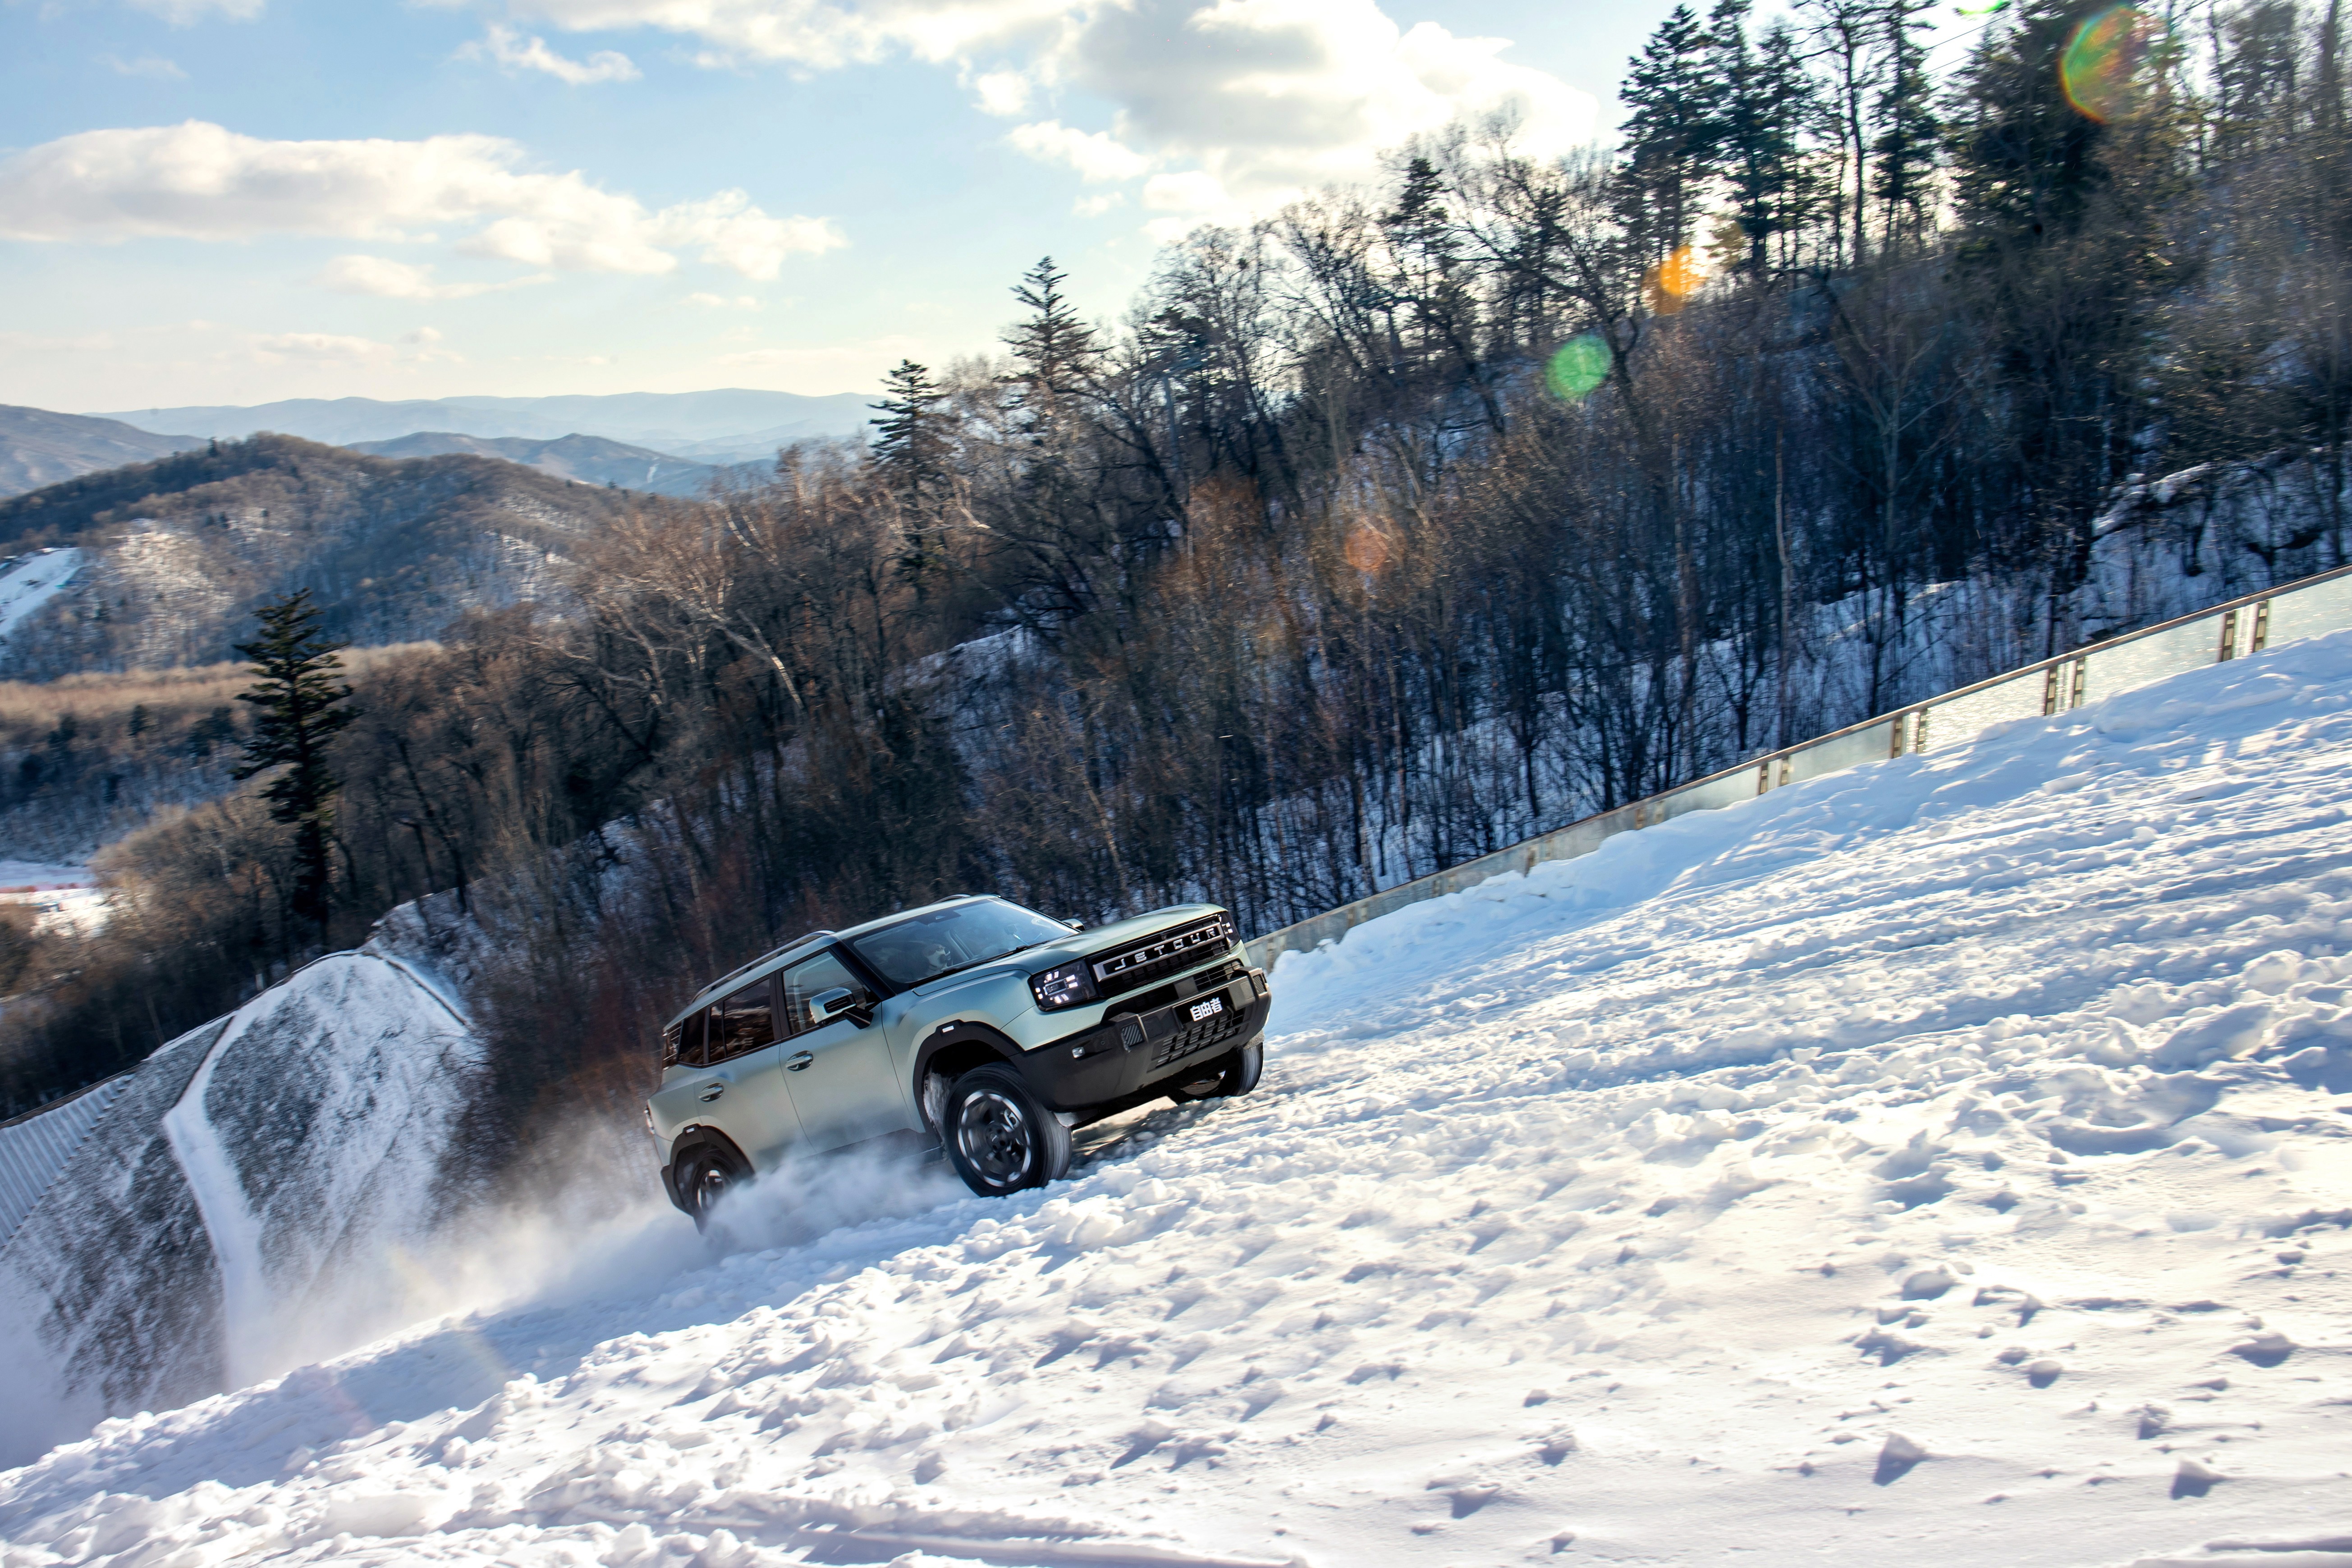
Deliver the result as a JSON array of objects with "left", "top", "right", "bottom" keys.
[
  {"left": 347, "top": 431, "right": 738, "bottom": 498},
  {"left": 93, "top": 389, "right": 874, "bottom": 463},
  {"left": 0, "top": 406, "right": 205, "bottom": 497}
]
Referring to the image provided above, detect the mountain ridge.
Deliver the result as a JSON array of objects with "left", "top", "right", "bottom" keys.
[
  {"left": 0, "top": 406, "right": 206, "bottom": 500},
  {"left": 95, "top": 389, "right": 873, "bottom": 463},
  {"left": 346, "top": 431, "right": 734, "bottom": 497}
]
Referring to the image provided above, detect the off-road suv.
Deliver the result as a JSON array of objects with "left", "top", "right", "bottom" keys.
[{"left": 647, "top": 895, "right": 1269, "bottom": 1222}]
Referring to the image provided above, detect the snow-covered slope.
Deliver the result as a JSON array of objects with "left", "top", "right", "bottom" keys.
[
  {"left": 0, "top": 950, "right": 484, "bottom": 1467},
  {"left": 8, "top": 635, "right": 2352, "bottom": 1567},
  {"left": 0, "top": 550, "right": 84, "bottom": 642}
]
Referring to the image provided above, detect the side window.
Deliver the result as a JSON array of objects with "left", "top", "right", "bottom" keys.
[
  {"left": 681, "top": 1006, "right": 709, "bottom": 1067},
  {"left": 778, "top": 950, "right": 871, "bottom": 1038},
  {"left": 709, "top": 980, "right": 775, "bottom": 1064}
]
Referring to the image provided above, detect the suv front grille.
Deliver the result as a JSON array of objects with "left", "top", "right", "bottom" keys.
[
  {"left": 1092, "top": 916, "right": 1233, "bottom": 999},
  {"left": 1152, "top": 1002, "right": 1246, "bottom": 1068},
  {"left": 1114, "top": 958, "right": 1245, "bottom": 1020}
]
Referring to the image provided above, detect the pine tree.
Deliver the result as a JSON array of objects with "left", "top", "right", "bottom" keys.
[
  {"left": 1716, "top": 6, "right": 1822, "bottom": 273},
  {"left": 870, "top": 359, "right": 955, "bottom": 593},
  {"left": 1802, "top": 0, "right": 1880, "bottom": 267},
  {"left": 871, "top": 358, "right": 951, "bottom": 502},
  {"left": 1002, "top": 257, "right": 1099, "bottom": 414},
  {"left": 1618, "top": 5, "right": 1726, "bottom": 270},
  {"left": 1946, "top": 0, "right": 2113, "bottom": 248},
  {"left": 1869, "top": 0, "right": 1942, "bottom": 252},
  {"left": 232, "top": 590, "right": 357, "bottom": 946}
]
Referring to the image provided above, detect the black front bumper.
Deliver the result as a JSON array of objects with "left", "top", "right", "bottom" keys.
[{"left": 1016, "top": 967, "right": 1270, "bottom": 1112}]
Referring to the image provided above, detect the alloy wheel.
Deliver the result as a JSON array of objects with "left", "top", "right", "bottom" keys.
[{"left": 954, "top": 1089, "right": 1033, "bottom": 1188}]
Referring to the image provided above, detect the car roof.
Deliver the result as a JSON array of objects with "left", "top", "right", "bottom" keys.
[{"left": 663, "top": 893, "right": 995, "bottom": 1030}]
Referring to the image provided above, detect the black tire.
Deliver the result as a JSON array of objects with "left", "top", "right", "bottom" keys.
[
  {"left": 944, "top": 1064, "right": 1072, "bottom": 1196},
  {"left": 1166, "top": 1038, "right": 1263, "bottom": 1102},
  {"left": 674, "top": 1142, "right": 749, "bottom": 1233}
]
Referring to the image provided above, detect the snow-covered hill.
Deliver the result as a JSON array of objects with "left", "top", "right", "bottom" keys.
[{"left": 6, "top": 632, "right": 2352, "bottom": 1567}]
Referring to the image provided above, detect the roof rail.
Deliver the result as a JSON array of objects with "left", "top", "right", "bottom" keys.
[{"left": 692, "top": 929, "right": 838, "bottom": 1007}]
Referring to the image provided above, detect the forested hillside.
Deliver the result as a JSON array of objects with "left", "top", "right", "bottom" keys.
[
  {"left": 2, "top": 0, "right": 2346, "bottom": 1140},
  {"left": 0, "top": 436, "right": 646, "bottom": 675}
]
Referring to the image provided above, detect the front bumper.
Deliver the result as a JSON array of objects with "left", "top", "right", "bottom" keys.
[{"left": 1015, "top": 967, "right": 1270, "bottom": 1111}]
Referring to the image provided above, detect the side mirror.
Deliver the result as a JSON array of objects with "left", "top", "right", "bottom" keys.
[
  {"left": 1064, "top": 919, "right": 1086, "bottom": 931},
  {"left": 809, "top": 987, "right": 861, "bottom": 1025}
]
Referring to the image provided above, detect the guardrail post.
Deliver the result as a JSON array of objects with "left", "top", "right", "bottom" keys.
[
  {"left": 2251, "top": 600, "right": 2271, "bottom": 652},
  {"left": 2218, "top": 607, "right": 2240, "bottom": 661},
  {"left": 2041, "top": 665, "right": 2064, "bottom": 715},
  {"left": 2068, "top": 657, "right": 2087, "bottom": 710}
]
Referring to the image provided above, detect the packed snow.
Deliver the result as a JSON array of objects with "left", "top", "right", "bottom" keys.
[{"left": 7, "top": 633, "right": 2352, "bottom": 1567}]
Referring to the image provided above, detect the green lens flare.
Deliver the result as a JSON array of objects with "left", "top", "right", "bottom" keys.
[
  {"left": 1545, "top": 335, "right": 1609, "bottom": 401},
  {"left": 2062, "top": 5, "right": 2162, "bottom": 123}
]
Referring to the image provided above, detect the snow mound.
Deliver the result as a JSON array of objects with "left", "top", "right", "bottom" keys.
[
  {"left": 8, "top": 635, "right": 2352, "bottom": 1565},
  {"left": 0, "top": 949, "right": 484, "bottom": 1465}
]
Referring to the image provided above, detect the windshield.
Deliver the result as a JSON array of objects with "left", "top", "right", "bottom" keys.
[{"left": 848, "top": 899, "right": 1073, "bottom": 988}]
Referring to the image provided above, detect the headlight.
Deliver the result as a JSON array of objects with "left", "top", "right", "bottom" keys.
[{"left": 1029, "top": 959, "right": 1096, "bottom": 1011}]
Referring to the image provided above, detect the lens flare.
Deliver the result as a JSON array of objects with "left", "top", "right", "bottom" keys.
[
  {"left": 1343, "top": 524, "right": 1391, "bottom": 574},
  {"left": 1654, "top": 247, "right": 1703, "bottom": 299},
  {"left": 2062, "top": 5, "right": 2164, "bottom": 123},
  {"left": 1545, "top": 335, "right": 1610, "bottom": 401}
]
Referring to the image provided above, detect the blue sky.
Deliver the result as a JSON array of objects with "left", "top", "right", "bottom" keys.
[{"left": 0, "top": 0, "right": 1701, "bottom": 413}]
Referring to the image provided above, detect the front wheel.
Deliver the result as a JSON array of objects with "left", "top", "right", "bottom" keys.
[
  {"left": 944, "top": 1064, "right": 1072, "bottom": 1196},
  {"left": 1166, "top": 1038, "right": 1262, "bottom": 1102}
]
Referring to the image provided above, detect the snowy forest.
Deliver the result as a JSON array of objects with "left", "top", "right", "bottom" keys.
[{"left": 3, "top": 0, "right": 2349, "bottom": 1137}]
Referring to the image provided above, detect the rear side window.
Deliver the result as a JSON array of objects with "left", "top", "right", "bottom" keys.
[
  {"left": 777, "top": 949, "right": 871, "bottom": 1037},
  {"left": 709, "top": 980, "right": 775, "bottom": 1064},
  {"left": 663, "top": 1007, "right": 711, "bottom": 1068}
]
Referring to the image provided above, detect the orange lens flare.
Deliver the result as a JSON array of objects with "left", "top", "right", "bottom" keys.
[
  {"left": 1642, "top": 247, "right": 1706, "bottom": 315},
  {"left": 2063, "top": 5, "right": 2164, "bottom": 122},
  {"left": 1343, "top": 525, "right": 1391, "bottom": 574}
]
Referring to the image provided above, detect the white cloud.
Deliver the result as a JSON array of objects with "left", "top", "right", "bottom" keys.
[
  {"left": 315, "top": 253, "right": 555, "bottom": 298},
  {"left": 125, "top": 0, "right": 262, "bottom": 22},
  {"left": 98, "top": 53, "right": 189, "bottom": 79},
  {"left": 248, "top": 331, "right": 402, "bottom": 363},
  {"left": 1005, "top": 120, "right": 1148, "bottom": 182},
  {"left": 504, "top": 0, "right": 1600, "bottom": 223},
  {"left": 472, "top": 22, "right": 642, "bottom": 84},
  {"left": 0, "top": 121, "right": 845, "bottom": 279},
  {"left": 508, "top": 0, "right": 1069, "bottom": 70},
  {"left": 1073, "top": 191, "right": 1123, "bottom": 216},
  {"left": 684, "top": 291, "right": 762, "bottom": 308},
  {"left": 972, "top": 69, "right": 1029, "bottom": 115}
]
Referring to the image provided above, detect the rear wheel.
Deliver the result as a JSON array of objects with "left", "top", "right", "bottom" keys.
[
  {"left": 674, "top": 1142, "right": 749, "bottom": 1232},
  {"left": 944, "top": 1064, "right": 1071, "bottom": 1196},
  {"left": 1166, "top": 1038, "right": 1263, "bottom": 1102}
]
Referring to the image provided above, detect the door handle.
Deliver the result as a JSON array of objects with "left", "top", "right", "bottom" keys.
[
  {"left": 785, "top": 1050, "right": 814, "bottom": 1072},
  {"left": 697, "top": 1083, "right": 726, "bottom": 1101}
]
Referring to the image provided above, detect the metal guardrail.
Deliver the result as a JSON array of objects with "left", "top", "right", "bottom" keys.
[{"left": 1245, "top": 560, "right": 2352, "bottom": 971}]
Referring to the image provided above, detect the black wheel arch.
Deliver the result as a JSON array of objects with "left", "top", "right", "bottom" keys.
[
  {"left": 662, "top": 1124, "right": 752, "bottom": 1215},
  {"left": 911, "top": 1021, "right": 1024, "bottom": 1135}
]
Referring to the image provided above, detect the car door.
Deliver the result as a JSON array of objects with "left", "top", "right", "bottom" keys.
[
  {"left": 773, "top": 948, "right": 908, "bottom": 1147},
  {"left": 675, "top": 980, "right": 806, "bottom": 1170}
]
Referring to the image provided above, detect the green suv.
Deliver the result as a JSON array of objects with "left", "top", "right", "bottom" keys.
[{"left": 648, "top": 895, "right": 1270, "bottom": 1222}]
